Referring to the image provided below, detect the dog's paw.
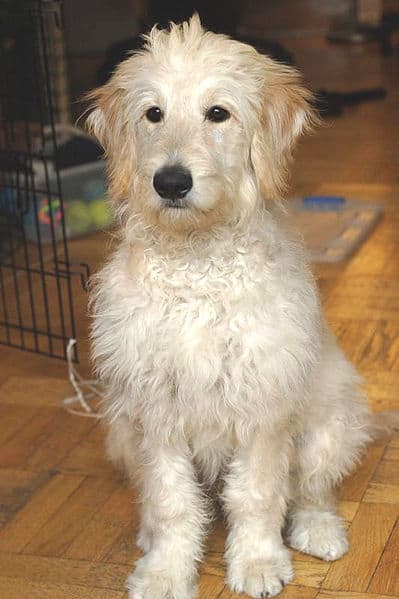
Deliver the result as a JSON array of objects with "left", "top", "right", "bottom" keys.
[
  {"left": 287, "top": 507, "right": 348, "bottom": 561},
  {"left": 227, "top": 551, "right": 293, "bottom": 598},
  {"left": 126, "top": 556, "right": 197, "bottom": 599}
]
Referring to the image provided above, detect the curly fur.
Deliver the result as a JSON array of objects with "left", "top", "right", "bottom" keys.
[{"left": 87, "top": 15, "right": 378, "bottom": 599}]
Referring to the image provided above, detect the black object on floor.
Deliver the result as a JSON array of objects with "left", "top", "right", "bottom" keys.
[{"left": 313, "top": 88, "right": 387, "bottom": 117}]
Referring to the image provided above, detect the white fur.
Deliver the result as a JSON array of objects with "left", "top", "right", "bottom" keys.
[
  {"left": 286, "top": 506, "right": 349, "bottom": 561},
  {"left": 87, "top": 15, "right": 372, "bottom": 599}
]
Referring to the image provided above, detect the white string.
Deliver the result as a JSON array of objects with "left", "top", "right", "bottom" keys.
[{"left": 62, "top": 338, "right": 105, "bottom": 419}]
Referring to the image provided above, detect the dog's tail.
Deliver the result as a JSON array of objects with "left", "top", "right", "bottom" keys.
[{"left": 369, "top": 410, "right": 399, "bottom": 440}]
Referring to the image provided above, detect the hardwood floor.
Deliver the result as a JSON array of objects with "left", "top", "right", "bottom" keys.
[{"left": 0, "top": 28, "right": 398, "bottom": 599}]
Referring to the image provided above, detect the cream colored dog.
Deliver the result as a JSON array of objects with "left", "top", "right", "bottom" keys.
[{"left": 87, "top": 15, "right": 379, "bottom": 599}]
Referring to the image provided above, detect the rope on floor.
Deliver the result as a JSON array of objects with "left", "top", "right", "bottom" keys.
[{"left": 63, "top": 338, "right": 104, "bottom": 418}]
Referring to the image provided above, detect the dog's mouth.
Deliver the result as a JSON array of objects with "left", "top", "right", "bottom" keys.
[{"left": 163, "top": 198, "right": 189, "bottom": 209}]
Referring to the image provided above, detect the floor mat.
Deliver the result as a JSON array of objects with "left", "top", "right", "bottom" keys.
[{"left": 288, "top": 195, "right": 383, "bottom": 262}]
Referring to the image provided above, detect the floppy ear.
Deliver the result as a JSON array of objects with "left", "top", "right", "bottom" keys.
[
  {"left": 250, "top": 57, "right": 316, "bottom": 200},
  {"left": 85, "top": 100, "right": 108, "bottom": 150},
  {"left": 85, "top": 82, "right": 138, "bottom": 203}
]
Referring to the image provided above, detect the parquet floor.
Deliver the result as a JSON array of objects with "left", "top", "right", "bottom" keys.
[{"left": 0, "top": 29, "right": 398, "bottom": 599}]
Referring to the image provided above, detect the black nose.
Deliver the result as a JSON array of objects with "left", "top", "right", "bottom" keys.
[{"left": 153, "top": 166, "right": 193, "bottom": 200}]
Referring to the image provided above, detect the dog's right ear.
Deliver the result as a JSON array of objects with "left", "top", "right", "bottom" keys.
[
  {"left": 85, "top": 86, "right": 123, "bottom": 153},
  {"left": 84, "top": 82, "right": 138, "bottom": 203},
  {"left": 85, "top": 93, "right": 108, "bottom": 149}
]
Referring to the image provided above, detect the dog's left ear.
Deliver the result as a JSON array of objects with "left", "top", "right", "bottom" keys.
[{"left": 250, "top": 57, "right": 316, "bottom": 200}]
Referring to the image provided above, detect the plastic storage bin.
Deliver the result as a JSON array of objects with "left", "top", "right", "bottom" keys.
[{"left": 24, "top": 159, "right": 112, "bottom": 244}]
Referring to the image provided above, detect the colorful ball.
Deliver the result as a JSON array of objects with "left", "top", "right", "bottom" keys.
[
  {"left": 89, "top": 199, "right": 112, "bottom": 228},
  {"left": 66, "top": 200, "right": 92, "bottom": 235}
]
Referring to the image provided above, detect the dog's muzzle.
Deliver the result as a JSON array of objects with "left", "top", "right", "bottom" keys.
[{"left": 153, "top": 165, "right": 193, "bottom": 208}]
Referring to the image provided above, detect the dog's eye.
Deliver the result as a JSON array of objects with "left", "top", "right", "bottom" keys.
[
  {"left": 206, "top": 106, "right": 230, "bottom": 123},
  {"left": 146, "top": 106, "right": 163, "bottom": 123}
]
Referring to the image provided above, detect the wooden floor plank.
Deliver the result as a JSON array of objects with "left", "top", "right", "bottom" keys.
[
  {"left": 368, "top": 518, "right": 399, "bottom": 596},
  {"left": 363, "top": 445, "right": 399, "bottom": 504},
  {"left": 65, "top": 485, "right": 135, "bottom": 561},
  {"left": 0, "top": 473, "right": 84, "bottom": 552},
  {"left": 339, "top": 443, "right": 386, "bottom": 502},
  {"left": 0, "top": 409, "right": 58, "bottom": 469},
  {"left": 201, "top": 551, "right": 224, "bottom": 578},
  {"left": 0, "top": 469, "right": 51, "bottom": 527},
  {"left": 365, "top": 371, "right": 399, "bottom": 413},
  {"left": 333, "top": 320, "right": 399, "bottom": 372},
  {"left": 291, "top": 557, "right": 331, "bottom": 589},
  {"left": 22, "top": 476, "right": 118, "bottom": 557},
  {"left": 363, "top": 483, "right": 399, "bottom": 504},
  {"left": 24, "top": 410, "right": 96, "bottom": 470},
  {"left": 0, "top": 576, "right": 125, "bottom": 599},
  {"left": 317, "top": 592, "right": 399, "bottom": 599},
  {"left": 0, "top": 552, "right": 129, "bottom": 591},
  {"left": 324, "top": 277, "right": 399, "bottom": 322},
  {"left": 197, "top": 574, "right": 226, "bottom": 598},
  {"left": 368, "top": 457, "right": 399, "bottom": 484},
  {"left": 59, "top": 423, "right": 116, "bottom": 478},
  {"left": 103, "top": 524, "right": 141, "bottom": 567},
  {"left": 384, "top": 437, "right": 399, "bottom": 461},
  {"left": 322, "top": 503, "right": 399, "bottom": 592},
  {"left": 0, "top": 376, "right": 72, "bottom": 408},
  {"left": 339, "top": 500, "right": 360, "bottom": 528},
  {"left": 0, "top": 404, "right": 38, "bottom": 448}
]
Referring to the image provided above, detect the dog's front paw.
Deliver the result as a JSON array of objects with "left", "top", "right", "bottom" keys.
[
  {"left": 287, "top": 507, "right": 348, "bottom": 561},
  {"left": 126, "top": 555, "right": 197, "bottom": 599},
  {"left": 227, "top": 550, "right": 293, "bottom": 598}
]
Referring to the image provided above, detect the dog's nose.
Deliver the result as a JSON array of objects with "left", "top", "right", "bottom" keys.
[{"left": 153, "top": 166, "right": 193, "bottom": 200}]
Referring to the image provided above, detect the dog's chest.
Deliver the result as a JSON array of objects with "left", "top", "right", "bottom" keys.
[
  {"left": 134, "top": 249, "right": 308, "bottom": 362},
  {"left": 129, "top": 246, "right": 274, "bottom": 347},
  {"left": 94, "top": 240, "right": 320, "bottom": 430}
]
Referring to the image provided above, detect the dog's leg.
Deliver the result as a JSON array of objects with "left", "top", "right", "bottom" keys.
[
  {"left": 106, "top": 415, "right": 139, "bottom": 479},
  {"left": 126, "top": 441, "right": 207, "bottom": 599},
  {"left": 106, "top": 417, "right": 153, "bottom": 552},
  {"left": 223, "top": 430, "right": 293, "bottom": 598},
  {"left": 287, "top": 347, "right": 371, "bottom": 562},
  {"left": 286, "top": 495, "right": 348, "bottom": 562},
  {"left": 286, "top": 422, "right": 355, "bottom": 562},
  {"left": 286, "top": 424, "right": 351, "bottom": 562}
]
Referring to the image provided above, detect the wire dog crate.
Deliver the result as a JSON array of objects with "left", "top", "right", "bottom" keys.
[{"left": 0, "top": 0, "right": 85, "bottom": 362}]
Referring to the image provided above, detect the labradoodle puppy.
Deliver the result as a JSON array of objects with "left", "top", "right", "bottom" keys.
[{"left": 87, "top": 14, "right": 391, "bottom": 599}]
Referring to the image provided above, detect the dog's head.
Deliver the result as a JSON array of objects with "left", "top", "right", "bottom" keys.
[{"left": 86, "top": 14, "right": 315, "bottom": 233}]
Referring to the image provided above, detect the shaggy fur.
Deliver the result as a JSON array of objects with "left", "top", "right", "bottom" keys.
[{"left": 87, "top": 15, "right": 377, "bottom": 599}]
